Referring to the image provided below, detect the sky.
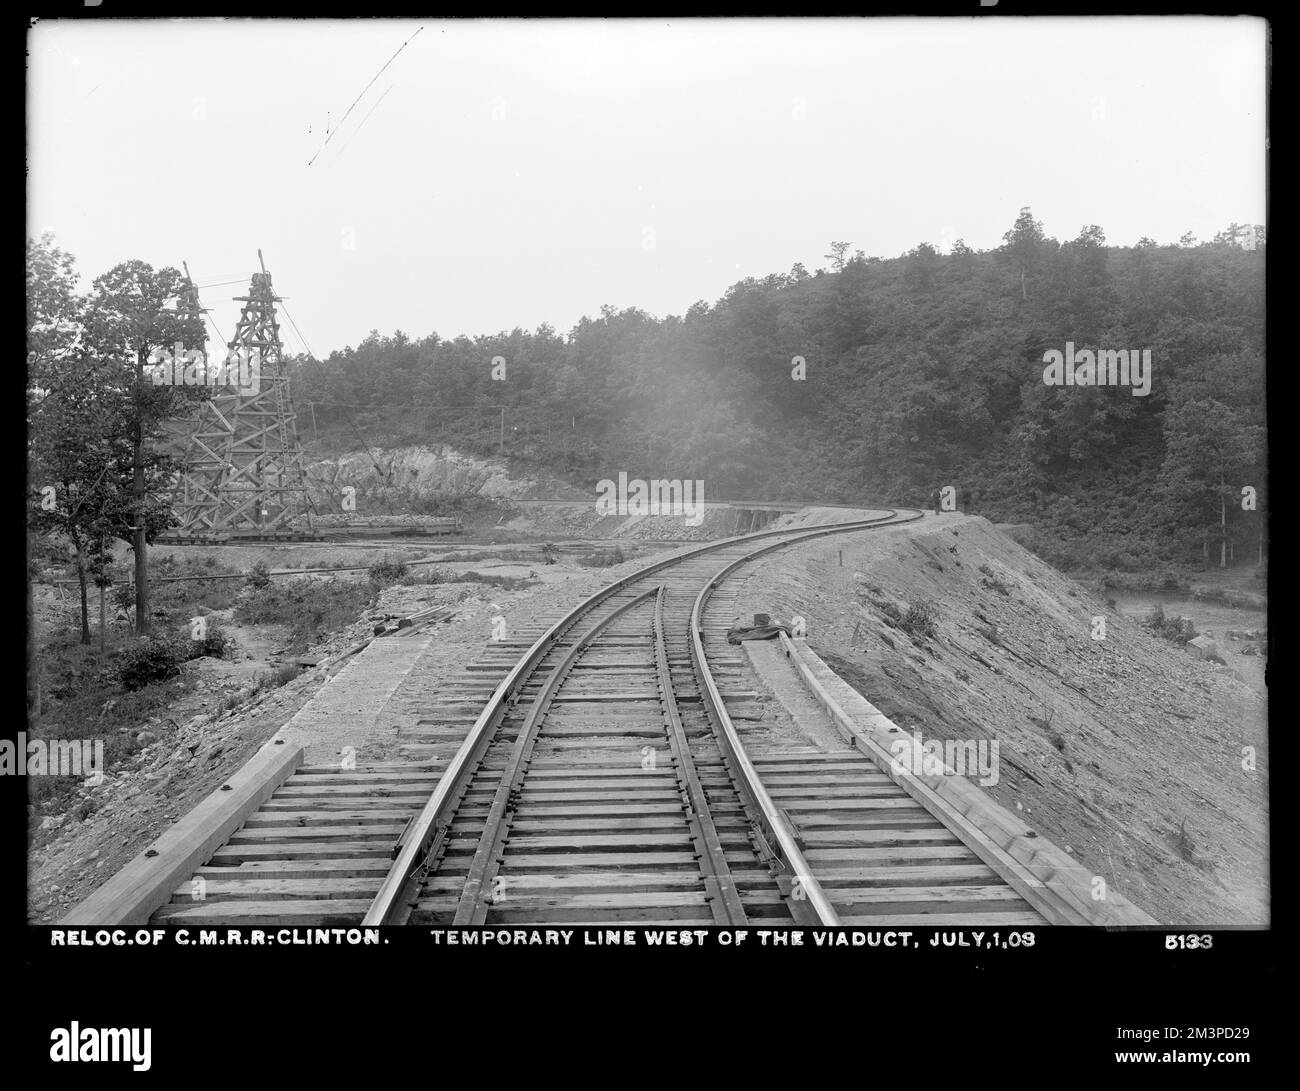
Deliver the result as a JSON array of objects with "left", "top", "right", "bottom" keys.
[{"left": 28, "top": 17, "right": 1267, "bottom": 358}]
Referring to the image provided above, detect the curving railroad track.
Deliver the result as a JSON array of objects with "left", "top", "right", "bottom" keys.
[
  {"left": 360, "top": 506, "right": 1045, "bottom": 927},
  {"left": 72, "top": 508, "right": 1060, "bottom": 928}
]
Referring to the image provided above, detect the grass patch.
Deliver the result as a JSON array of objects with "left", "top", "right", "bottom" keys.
[
  {"left": 29, "top": 634, "right": 196, "bottom": 814},
  {"left": 431, "top": 547, "right": 558, "bottom": 566},
  {"left": 367, "top": 556, "right": 409, "bottom": 588},
  {"left": 146, "top": 554, "right": 243, "bottom": 616},
  {"left": 398, "top": 566, "right": 446, "bottom": 586},
  {"left": 864, "top": 594, "right": 902, "bottom": 626},
  {"left": 899, "top": 600, "right": 938, "bottom": 641},
  {"left": 256, "top": 663, "right": 302, "bottom": 692},
  {"left": 233, "top": 577, "right": 374, "bottom": 654},
  {"left": 978, "top": 564, "right": 1012, "bottom": 596},
  {"left": 463, "top": 571, "right": 536, "bottom": 590},
  {"left": 577, "top": 547, "right": 625, "bottom": 568},
  {"left": 406, "top": 493, "right": 511, "bottom": 521},
  {"left": 1100, "top": 569, "right": 1192, "bottom": 593}
]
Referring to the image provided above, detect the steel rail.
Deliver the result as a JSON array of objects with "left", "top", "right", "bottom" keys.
[
  {"left": 453, "top": 587, "right": 661, "bottom": 925},
  {"left": 652, "top": 586, "right": 748, "bottom": 925},
  {"left": 687, "top": 509, "right": 926, "bottom": 926},
  {"left": 363, "top": 507, "right": 917, "bottom": 924}
]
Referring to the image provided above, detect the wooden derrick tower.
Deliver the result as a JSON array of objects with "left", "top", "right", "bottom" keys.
[{"left": 164, "top": 253, "right": 315, "bottom": 542}]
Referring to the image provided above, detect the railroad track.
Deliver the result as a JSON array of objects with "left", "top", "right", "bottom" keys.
[
  {"left": 70, "top": 508, "right": 1065, "bottom": 928},
  {"left": 366, "top": 507, "right": 1045, "bottom": 927}
]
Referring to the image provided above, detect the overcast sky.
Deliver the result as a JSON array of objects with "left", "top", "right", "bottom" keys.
[{"left": 29, "top": 17, "right": 1267, "bottom": 357}]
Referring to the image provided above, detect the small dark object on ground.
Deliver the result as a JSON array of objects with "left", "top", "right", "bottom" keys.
[{"left": 727, "top": 620, "right": 792, "bottom": 644}]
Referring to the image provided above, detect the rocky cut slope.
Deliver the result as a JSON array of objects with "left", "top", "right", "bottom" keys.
[
  {"left": 305, "top": 444, "right": 589, "bottom": 509},
  {"left": 728, "top": 513, "right": 1268, "bottom": 926}
]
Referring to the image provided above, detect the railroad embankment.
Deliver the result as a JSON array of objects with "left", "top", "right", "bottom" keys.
[{"left": 728, "top": 512, "right": 1268, "bottom": 926}]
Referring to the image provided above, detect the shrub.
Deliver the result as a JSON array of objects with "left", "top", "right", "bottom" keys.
[
  {"left": 255, "top": 663, "right": 302, "bottom": 693},
  {"left": 187, "top": 623, "right": 231, "bottom": 660},
  {"left": 978, "top": 564, "right": 1012, "bottom": 596},
  {"left": 233, "top": 578, "right": 373, "bottom": 654},
  {"left": 398, "top": 566, "right": 445, "bottom": 586},
  {"left": 867, "top": 596, "right": 903, "bottom": 625},
  {"left": 28, "top": 661, "right": 193, "bottom": 813},
  {"left": 368, "top": 556, "right": 409, "bottom": 587},
  {"left": 145, "top": 555, "right": 242, "bottom": 617},
  {"left": 1142, "top": 603, "right": 1197, "bottom": 644},
  {"left": 900, "top": 600, "right": 938, "bottom": 640},
  {"left": 117, "top": 635, "right": 184, "bottom": 691},
  {"left": 1158, "top": 570, "right": 1189, "bottom": 592},
  {"left": 407, "top": 493, "right": 504, "bottom": 520},
  {"left": 248, "top": 561, "right": 272, "bottom": 589}
]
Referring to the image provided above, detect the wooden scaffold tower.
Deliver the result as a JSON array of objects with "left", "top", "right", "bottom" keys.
[{"left": 162, "top": 252, "right": 316, "bottom": 543}]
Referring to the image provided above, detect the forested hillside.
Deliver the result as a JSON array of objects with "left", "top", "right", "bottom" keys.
[{"left": 294, "top": 211, "right": 1265, "bottom": 573}]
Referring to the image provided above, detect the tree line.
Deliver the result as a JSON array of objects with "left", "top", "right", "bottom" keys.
[
  {"left": 293, "top": 209, "right": 1266, "bottom": 572},
  {"left": 26, "top": 210, "right": 1267, "bottom": 684},
  {"left": 27, "top": 236, "right": 206, "bottom": 684}
]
